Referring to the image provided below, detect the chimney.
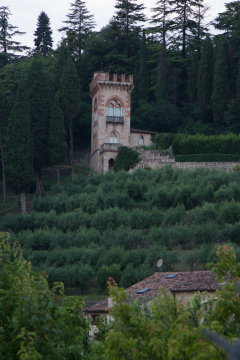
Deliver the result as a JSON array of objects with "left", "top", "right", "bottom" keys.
[{"left": 108, "top": 297, "right": 113, "bottom": 309}]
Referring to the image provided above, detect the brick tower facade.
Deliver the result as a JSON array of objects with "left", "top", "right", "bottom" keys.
[{"left": 89, "top": 72, "right": 134, "bottom": 173}]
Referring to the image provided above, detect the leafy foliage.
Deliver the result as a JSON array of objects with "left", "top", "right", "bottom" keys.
[
  {"left": 114, "top": 146, "right": 141, "bottom": 171},
  {"left": 0, "top": 232, "right": 90, "bottom": 359}
]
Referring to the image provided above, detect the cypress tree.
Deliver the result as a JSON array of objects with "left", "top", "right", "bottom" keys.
[
  {"left": 197, "top": 35, "right": 213, "bottom": 123},
  {"left": 28, "top": 56, "right": 52, "bottom": 196},
  {"left": 212, "top": 37, "right": 229, "bottom": 133},
  {"left": 60, "top": 57, "right": 80, "bottom": 175},
  {"left": 188, "top": 51, "right": 198, "bottom": 103},
  {"left": 49, "top": 93, "right": 67, "bottom": 185},
  {"left": 34, "top": 11, "right": 53, "bottom": 57},
  {"left": 137, "top": 30, "right": 150, "bottom": 103},
  {"left": 5, "top": 79, "right": 33, "bottom": 215}
]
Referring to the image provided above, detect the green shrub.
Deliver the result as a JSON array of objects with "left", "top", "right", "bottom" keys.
[
  {"left": 222, "top": 222, "right": 240, "bottom": 245},
  {"left": 191, "top": 223, "right": 219, "bottom": 245},
  {"left": 97, "top": 264, "right": 121, "bottom": 292},
  {"left": 119, "top": 263, "right": 137, "bottom": 288},
  {"left": 172, "top": 133, "right": 240, "bottom": 155},
  {"left": 147, "top": 227, "right": 164, "bottom": 245},
  {"left": 96, "top": 246, "right": 125, "bottom": 270},
  {"left": 175, "top": 154, "right": 240, "bottom": 162},
  {"left": 91, "top": 208, "right": 127, "bottom": 232},
  {"left": 69, "top": 264, "right": 95, "bottom": 291},
  {"left": 188, "top": 203, "right": 218, "bottom": 224},
  {"left": 29, "top": 250, "right": 48, "bottom": 267},
  {"left": 219, "top": 200, "right": 240, "bottom": 224},
  {"left": 146, "top": 184, "right": 172, "bottom": 209},
  {"left": 164, "top": 204, "right": 185, "bottom": 225},
  {"left": 114, "top": 146, "right": 141, "bottom": 171},
  {"left": 152, "top": 133, "right": 176, "bottom": 150},
  {"left": 214, "top": 182, "right": 240, "bottom": 202}
]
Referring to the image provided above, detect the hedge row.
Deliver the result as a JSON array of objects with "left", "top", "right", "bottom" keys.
[
  {"left": 172, "top": 133, "right": 240, "bottom": 155},
  {"left": 175, "top": 154, "right": 240, "bottom": 162}
]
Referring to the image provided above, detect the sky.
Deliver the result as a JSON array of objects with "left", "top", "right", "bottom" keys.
[{"left": 1, "top": 0, "right": 230, "bottom": 51}]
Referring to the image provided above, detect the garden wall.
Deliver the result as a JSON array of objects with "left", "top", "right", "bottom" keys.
[{"left": 132, "top": 149, "right": 239, "bottom": 172}]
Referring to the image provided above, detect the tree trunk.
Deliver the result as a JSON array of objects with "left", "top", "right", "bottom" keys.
[
  {"left": 21, "top": 192, "right": 27, "bottom": 215},
  {"left": 57, "top": 164, "right": 60, "bottom": 185},
  {"left": 35, "top": 169, "right": 45, "bottom": 197},
  {"left": 0, "top": 130, "right": 7, "bottom": 204},
  {"left": 69, "top": 120, "right": 75, "bottom": 175}
]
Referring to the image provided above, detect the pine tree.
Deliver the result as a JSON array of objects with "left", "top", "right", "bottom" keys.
[
  {"left": 34, "top": 11, "right": 53, "bottom": 57},
  {"left": 60, "top": 57, "right": 80, "bottom": 175},
  {"left": 150, "top": 0, "right": 171, "bottom": 47},
  {"left": 49, "top": 93, "right": 67, "bottom": 185},
  {"left": 197, "top": 35, "right": 213, "bottom": 123},
  {"left": 28, "top": 56, "right": 52, "bottom": 196},
  {"left": 5, "top": 79, "right": 33, "bottom": 215},
  {"left": 58, "top": 0, "right": 95, "bottom": 64},
  {"left": 212, "top": 37, "right": 230, "bottom": 133},
  {"left": 114, "top": 0, "right": 147, "bottom": 59},
  {"left": 0, "top": 6, "right": 28, "bottom": 67}
]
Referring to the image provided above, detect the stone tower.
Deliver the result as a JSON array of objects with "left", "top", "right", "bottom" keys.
[{"left": 89, "top": 71, "right": 134, "bottom": 173}]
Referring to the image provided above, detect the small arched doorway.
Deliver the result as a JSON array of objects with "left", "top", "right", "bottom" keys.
[{"left": 109, "top": 158, "right": 114, "bottom": 171}]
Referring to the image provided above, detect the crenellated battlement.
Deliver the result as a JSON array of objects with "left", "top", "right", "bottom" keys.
[{"left": 89, "top": 72, "right": 133, "bottom": 98}]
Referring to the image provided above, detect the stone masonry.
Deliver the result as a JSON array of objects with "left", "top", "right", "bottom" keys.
[{"left": 89, "top": 72, "right": 157, "bottom": 173}]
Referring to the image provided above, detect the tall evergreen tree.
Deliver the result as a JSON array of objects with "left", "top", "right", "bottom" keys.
[
  {"left": 34, "top": 11, "right": 53, "bottom": 57},
  {"left": 137, "top": 30, "right": 150, "bottom": 102},
  {"left": 187, "top": 51, "right": 198, "bottom": 103},
  {"left": 49, "top": 93, "right": 67, "bottom": 185},
  {"left": 212, "top": 37, "right": 230, "bottom": 133},
  {"left": 28, "top": 56, "right": 52, "bottom": 196},
  {"left": 213, "top": 0, "right": 240, "bottom": 35},
  {"left": 150, "top": 0, "right": 171, "bottom": 47},
  {"left": 5, "top": 79, "right": 33, "bottom": 215},
  {"left": 60, "top": 57, "right": 80, "bottom": 175},
  {"left": 114, "top": 0, "right": 147, "bottom": 59},
  {"left": 58, "top": 0, "right": 96, "bottom": 65},
  {"left": 0, "top": 6, "right": 28, "bottom": 67},
  {"left": 197, "top": 35, "right": 213, "bottom": 123}
]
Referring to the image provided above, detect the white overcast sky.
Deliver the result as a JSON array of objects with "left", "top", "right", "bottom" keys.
[{"left": 1, "top": 0, "right": 230, "bottom": 50}]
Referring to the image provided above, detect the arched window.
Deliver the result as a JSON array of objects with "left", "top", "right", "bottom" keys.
[
  {"left": 110, "top": 132, "right": 118, "bottom": 144},
  {"left": 108, "top": 100, "right": 122, "bottom": 117},
  {"left": 139, "top": 135, "right": 144, "bottom": 145}
]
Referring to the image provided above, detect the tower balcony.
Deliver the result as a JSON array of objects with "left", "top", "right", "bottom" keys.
[
  {"left": 100, "top": 143, "right": 122, "bottom": 153},
  {"left": 106, "top": 116, "right": 124, "bottom": 124}
]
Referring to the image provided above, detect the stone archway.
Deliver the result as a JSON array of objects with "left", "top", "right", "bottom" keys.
[{"left": 109, "top": 158, "right": 114, "bottom": 171}]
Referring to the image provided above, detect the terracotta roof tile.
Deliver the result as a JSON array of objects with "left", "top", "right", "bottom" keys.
[
  {"left": 130, "top": 128, "right": 158, "bottom": 134},
  {"left": 85, "top": 271, "right": 224, "bottom": 313}
]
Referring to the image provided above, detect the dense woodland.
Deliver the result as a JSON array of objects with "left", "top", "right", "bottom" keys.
[{"left": 1, "top": 0, "right": 240, "bottom": 208}]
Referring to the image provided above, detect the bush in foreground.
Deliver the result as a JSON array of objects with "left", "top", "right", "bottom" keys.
[{"left": 0, "top": 232, "right": 89, "bottom": 360}]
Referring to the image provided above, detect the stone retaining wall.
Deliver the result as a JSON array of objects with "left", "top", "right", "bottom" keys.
[{"left": 133, "top": 149, "right": 239, "bottom": 172}]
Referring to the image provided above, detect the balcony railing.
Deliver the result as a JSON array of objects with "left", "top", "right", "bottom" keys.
[
  {"left": 106, "top": 116, "right": 124, "bottom": 124},
  {"left": 100, "top": 143, "right": 122, "bottom": 153}
]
